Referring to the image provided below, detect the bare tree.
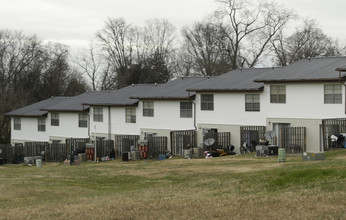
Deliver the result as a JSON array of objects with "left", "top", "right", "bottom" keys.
[
  {"left": 96, "top": 18, "right": 137, "bottom": 88},
  {"left": 216, "top": 0, "right": 295, "bottom": 69},
  {"left": 181, "top": 21, "right": 231, "bottom": 76},
  {"left": 271, "top": 19, "right": 346, "bottom": 66},
  {"left": 74, "top": 40, "right": 104, "bottom": 91},
  {"left": 0, "top": 30, "right": 88, "bottom": 143},
  {"left": 96, "top": 18, "right": 176, "bottom": 88}
]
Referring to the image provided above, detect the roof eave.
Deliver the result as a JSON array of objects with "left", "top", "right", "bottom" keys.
[
  {"left": 254, "top": 78, "right": 343, "bottom": 83},
  {"left": 336, "top": 68, "right": 346, "bottom": 72},
  {"left": 130, "top": 96, "right": 194, "bottom": 100},
  {"left": 5, "top": 113, "right": 47, "bottom": 118},
  {"left": 82, "top": 103, "right": 138, "bottom": 107},
  {"left": 188, "top": 88, "right": 264, "bottom": 93},
  {"left": 40, "top": 109, "right": 89, "bottom": 113}
]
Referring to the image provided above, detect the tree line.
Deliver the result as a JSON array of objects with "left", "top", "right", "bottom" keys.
[{"left": 0, "top": 0, "right": 345, "bottom": 143}]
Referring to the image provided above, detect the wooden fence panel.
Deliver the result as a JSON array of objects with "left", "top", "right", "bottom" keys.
[
  {"left": 114, "top": 135, "right": 139, "bottom": 157},
  {"left": 170, "top": 130, "right": 197, "bottom": 156},
  {"left": 240, "top": 126, "right": 266, "bottom": 149},
  {"left": 0, "top": 144, "right": 13, "bottom": 164},
  {"left": 280, "top": 127, "right": 306, "bottom": 154},
  {"left": 45, "top": 143, "right": 67, "bottom": 162},
  {"left": 203, "top": 132, "right": 230, "bottom": 150},
  {"left": 96, "top": 140, "right": 114, "bottom": 159},
  {"left": 322, "top": 118, "right": 346, "bottom": 150},
  {"left": 147, "top": 136, "right": 167, "bottom": 159}
]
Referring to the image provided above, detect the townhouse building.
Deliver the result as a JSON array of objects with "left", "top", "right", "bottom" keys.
[{"left": 6, "top": 57, "right": 346, "bottom": 155}]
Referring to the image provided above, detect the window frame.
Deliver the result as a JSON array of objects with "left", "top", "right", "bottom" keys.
[
  {"left": 93, "top": 107, "right": 103, "bottom": 122},
  {"left": 245, "top": 94, "right": 260, "bottom": 112},
  {"left": 79, "top": 113, "right": 88, "bottom": 127},
  {"left": 125, "top": 108, "right": 136, "bottom": 123},
  {"left": 51, "top": 112, "right": 59, "bottom": 126},
  {"left": 201, "top": 94, "right": 214, "bottom": 111},
  {"left": 270, "top": 85, "right": 286, "bottom": 104},
  {"left": 14, "top": 117, "right": 21, "bottom": 130},
  {"left": 180, "top": 102, "right": 193, "bottom": 118},
  {"left": 143, "top": 101, "right": 154, "bottom": 117},
  {"left": 324, "top": 84, "right": 342, "bottom": 104},
  {"left": 38, "top": 118, "right": 46, "bottom": 132}
]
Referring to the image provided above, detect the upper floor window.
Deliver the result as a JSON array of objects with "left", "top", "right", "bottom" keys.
[
  {"left": 51, "top": 113, "right": 59, "bottom": 126},
  {"left": 201, "top": 94, "right": 214, "bottom": 111},
  {"left": 14, "top": 117, "right": 21, "bottom": 130},
  {"left": 143, "top": 101, "right": 154, "bottom": 117},
  {"left": 93, "top": 107, "right": 103, "bottom": 122},
  {"left": 180, "top": 102, "right": 192, "bottom": 118},
  {"left": 38, "top": 118, "right": 46, "bottom": 132},
  {"left": 126, "top": 108, "right": 136, "bottom": 123},
  {"left": 270, "top": 85, "right": 286, "bottom": 103},
  {"left": 324, "top": 84, "right": 342, "bottom": 104},
  {"left": 245, "top": 94, "right": 260, "bottom": 112},
  {"left": 79, "top": 113, "right": 88, "bottom": 127}
]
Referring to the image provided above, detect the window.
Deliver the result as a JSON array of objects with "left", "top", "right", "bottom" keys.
[
  {"left": 270, "top": 85, "right": 286, "bottom": 103},
  {"left": 38, "top": 118, "right": 46, "bottom": 132},
  {"left": 201, "top": 94, "right": 214, "bottom": 110},
  {"left": 126, "top": 108, "right": 136, "bottom": 123},
  {"left": 51, "top": 113, "right": 59, "bottom": 126},
  {"left": 324, "top": 84, "right": 342, "bottom": 104},
  {"left": 180, "top": 102, "right": 192, "bottom": 118},
  {"left": 245, "top": 94, "right": 260, "bottom": 112},
  {"left": 143, "top": 101, "right": 154, "bottom": 117},
  {"left": 14, "top": 117, "right": 21, "bottom": 130},
  {"left": 93, "top": 107, "right": 103, "bottom": 122},
  {"left": 79, "top": 113, "right": 88, "bottom": 127}
]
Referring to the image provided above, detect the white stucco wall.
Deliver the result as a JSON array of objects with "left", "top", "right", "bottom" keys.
[
  {"left": 89, "top": 106, "right": 109, "bottom": 136},
  {"left": 47, "top": 112, "right": 89, "bottom": 141},
  {"left": 195, "top": 93, "right": 266, "bottom": 126},
  {"left": 138, "top": 100, "right": 195, "bottom": 131},
  {"left": 262, "top": 83, "right": 346, "bottom": 119},
  {"left": 11, "top": 117, "right": 49, "bottom": 145}
]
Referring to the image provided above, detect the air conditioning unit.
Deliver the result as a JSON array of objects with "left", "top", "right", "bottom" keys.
[{"left": 256, "top": 145, "right": 268, "bottom": 156}]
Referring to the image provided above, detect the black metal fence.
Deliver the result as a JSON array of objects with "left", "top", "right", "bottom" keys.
[
  {"left": 170, "top": 130, "right": 197, "bottom": 156},
  {"left": 0, "top": 139, "right": 115, "bottom": 164},
  {"left": 203, "top": 132, "right": 231, "bottom": 150},
  {"left": 240, "top": 126, "right": 266, "bottom": 148},
  {"left": 147, "top": 136, "right": 167, "bottom": 159},
  {"left": 114, "top": 135, "right": 139, "bottom": 157},
  {"left": 280, "top": 127, "right": 306, "bottom": 154},
  {"left": 96, "top": 139, "right": 114, "bottom": 158},
  {"left": 322, "top": 118, "right": 346, "bottom": 151}
]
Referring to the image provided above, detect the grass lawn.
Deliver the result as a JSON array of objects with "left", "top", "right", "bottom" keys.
[{"left": 0, "top": 149, "right": 345, "bottom": 219}]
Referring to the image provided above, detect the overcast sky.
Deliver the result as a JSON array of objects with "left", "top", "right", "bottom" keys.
[{"left": 1, "top": 0, "right": 345, "bottom": 50}]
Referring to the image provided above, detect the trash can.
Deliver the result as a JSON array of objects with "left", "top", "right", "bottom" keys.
[
  {"left": 36, "top": 159, "right": 42, "bottom": 168},
  {"left": 278, "top": 148, "right": 286, "bottom": 162},
  {"left": 122, "top": 152, "right": 129, "bottom": 161}
]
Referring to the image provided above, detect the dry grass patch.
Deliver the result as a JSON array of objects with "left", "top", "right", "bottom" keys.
[{"left": 0, "top": 149, "right": 345, "bottom": 219}]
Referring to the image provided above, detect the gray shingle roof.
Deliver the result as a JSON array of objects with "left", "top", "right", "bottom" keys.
[
  {"left": 41, "top": 91, "right": 109, "bottom": 112},
  {"left": 5, "top": 97, "right": 69, "bottom": 117},
  {"left": 130, "top": 77, "right": 211, "bottom": 99},
  {"left": 255, "top": 57, "right": 346, "bottom": 82},
  {"left": 82, "top": 84, "right": 157, "bottom": 106},
  {"left": 187, "top": 68, "right": 278, "bottom": 92}
]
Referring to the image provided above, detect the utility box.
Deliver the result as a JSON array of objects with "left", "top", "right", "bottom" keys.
[
  {"left": 256, "top": 145, "right": 268, "bottom": 156},
  {"left": 302, "top": 152, "right": 325, "bottom": 161}
]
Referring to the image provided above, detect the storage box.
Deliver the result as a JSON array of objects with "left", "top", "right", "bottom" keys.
[{"left": 302, "top": 152, "right": 325, "bottom": 161}]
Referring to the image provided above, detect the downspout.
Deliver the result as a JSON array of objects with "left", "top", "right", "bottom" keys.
[
  {"left": 338, "top": 71, "right": 346, "bottom": 114},
  {"left": 108, "top": 106, "right": 111, "bottom": 140},
  {"left": 188, "top": 91, "right": 197, "bottom": 131},
  {"left": 88, "top": 108, "right": 91, "bottom": 141}
]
